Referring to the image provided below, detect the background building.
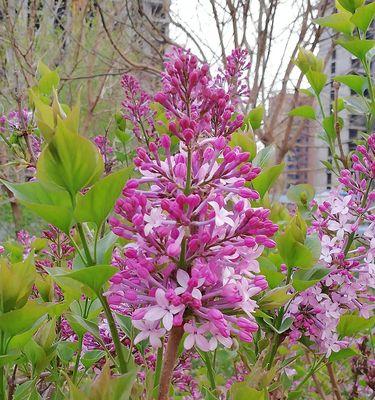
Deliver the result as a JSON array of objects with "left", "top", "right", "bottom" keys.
[
  {"left": 268, "top": 93, "right": 317, "bottom": 189},
  {"left": 313, "top": 2, "right": 375, "bottom": 190}
]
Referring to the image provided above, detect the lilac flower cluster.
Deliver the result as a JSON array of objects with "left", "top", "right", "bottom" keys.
[
  {"left": 121, "top": 75, "right": 156, "bottom": 144},
  {"left": 287, "top": 135, "right": 375, "bottom": 356},
  {"left": 106, "top": 48, "right": 278, "bottom": 352}
]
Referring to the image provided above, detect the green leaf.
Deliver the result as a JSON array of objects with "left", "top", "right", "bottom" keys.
[
  {"left": 230, "top": 131, "right": 257, "bottom": 159},
  {"left": 0, "top": 255, "right": 35, "bottom": 313},
  {"left": 244, "top": 105, "right": 264, "bottom": 131},
  {"left": 56, "top": 341, "right": 77, "bottom": 363},
  {"left": 288, "top": 105, "right": 316, "bottom": 120},
  {"left": 337, "top": 0, "right": 364, "bottom": 13},
  {"left": 65, "top": 313, "right": 101, "bottom": 340},
  {"left": 336, "top": 38, "right": 375, "bottom": 61},
  {"left": 37, "top": 119, "right": 104, "bottom": 196},
  {"left": 81, "top": 350, "right": 106, "bottom": 369},
  {"left": 231, "top": 382, "right": 265, "bottom": 400},
  {"left": 75, "top": 167, "right": 132, "bottom": 227},
  {"left": 286, "top": 184, "right": 315, "bottom": 205},
  {"left": 337, "top": 314, "right": 375, "bottom": 337},
  {"left": 350, "top": 3, "right": 375, "bottom": 32},
  {"left": 38, "top": 69, "right": 60, "bottom": 96},
  {"left": 253, "top": 145, "right": 275, "bottom": 169},
  {"left": 322, "top": 115, "right": 343, "bottom": 142},
  {"left": 314, "top": 12, "right": 355, "bottom": 34},
  {"left": 258, "top": 285, "right": 293, "bottom": 310},
  {"left": 334, "top": 74, "right": 367, "bottom": 95},
  {"left": 14, "top": 380, "right": 41, "bottom": 400},
  {"left": 329, "top": 347, "right": 358, "bottom": 362},
  {"left": 1, "top": 180, "right": 73, "bottom": 233},
  {"left": 259, "top": 257, "right": 284, "bottom": 289},
  {"left": 0, "top": 301, "right": 48, "bottom": 337},
  {"left": 63, "top": 265, "right": 117, "bottom": 294},
  {"left": 294, "top": 48, "right": 324, "bottom": 74},
  {"left": 292, "top": 266, "right": 330, "bottom": 291},
  {"left": 88, "top": 362, "right": 138, "bottom": 400},
  {"left": 305, "top": 70, "right": 327, "bottom": 96},
  {"left": 252, "top": 163, "right": 285, "bottom": 198}
]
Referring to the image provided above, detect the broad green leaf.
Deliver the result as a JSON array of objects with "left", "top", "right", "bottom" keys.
[
  {"left": 37, "top": 61, "right": 53, "bottom": 77},
  {"left": 63, "top": 265, "right": 117, "bottom": 294},
  {"left": 305, "top": 70, "right": 327, "bottom": 95},
  {"left": 28, "top": 89, "right": 55, "bottom": 140},
  {"left": 44, "top": 267, "right": 83, "bottom": 301},
  {"left": 337, "top": 0, "right": 364, "bottom": 13},
  {"left": 258, "top": 257, "right": 284, "bottom": 289},
  {"left": 294, "top": 48, "right": 324, "bottom": 74},
  {"left": 64, "top": 92, "right": 81, "bottom": 134},
  {"left": 322, "top": 115, "right": 343, "bottom": 142},
  {"left": 350, "top": 3, "right": 375, "bottom": 32},
  {"left": 247, "top": 105, "right": 264, "bottom": 130},
  {"left": 336, "top": 38, "right": 375, "bottom": 61},
  {"left": 115, "top": 313, "right": 134, "bottom": 339},
  {"left": 288, "top": 105, "right": 316, "bottom": 120},
  {"left": 65, "top": 313, "right": 101, "bottom": 340},
  {"left": 7, "top": 323, "right": 43, "bottom": 351},
  {"left": 304, "top": 234, "right": 322, "bottom": 262},
  {"left": 314, "top": 12, "right": 355, "bottom": 35},
  {"left": 230, "top": 131, "right": 257, "bottom": 159},
  {"left": 23, "top": 339, "right": 47, "bottom": 369},
  {"left": 252, "top": 163, "right": 284, "bottom": 198},
  {"left": 329, "top": 347, "right": 358, "bottom": 362},
  {"left": 81, "top": 350, "right": 106, "bottom": 369},
  {"left": 0, "top": 255, "right": 35, "bottom": 312},
  {"left": 57, "top": 341, "right": 77, "bottom": 363},
  {"left": 258, "top": 285, "right": 293, "bottom": 310},
  {"left": 337, "top": 314, "right": 375, "bottom": 337},
  {"left": 38, "top": 69, "right": 60, "bottom": 96},
  {"left": 88, "top": 362, "right": 138, "bottom": 400},
  {"left": 286, "top": 184, "right": 315, "bottom": 205},
  {"left": 231, "top": 382, "right": 265, "bottom": 400},
  {"left": 37, "top": 118, "right": 103, "bottom": 196},
  {"left": 334, "top": 74, "right": 367, "bottom": 95},
  {"left": 73, "top": 232, "right": 118, "bottom": 270},
  {"left": 75, "top": 167, "right": 132, "bottom": 227},
  {"left": 292, "top": 266, "right": 330, "bottom": 291},
  {"left": 0, "top": 301, "right": 48, "bottom": 337},
  {"left": 14, "top": 380, "right": 41, "bottom": 400},
  {"left": 1, "top": 180, "right": 73, "bottom": 233},
  {"left": 253, "top": 145, "right": 275, "bottom": 168}
]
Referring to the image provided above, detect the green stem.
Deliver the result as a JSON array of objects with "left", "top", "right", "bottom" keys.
[
  {"left": 77, "top": 223, "right": 94, "bottom": 266},
  {"left": 201, "top": 351, "right": 216, "bottom": 391},
  {"left": 72, "top": 336, "right": 83, "bottom": 383},
  {"left": 184, "top": 148, "right": 192, "bottom": 195},
  {"left": 0, "top": 331, "right": 5, "bottom": 400},
  {"left": 153, "top": 344, "right": 164, "bottom": 396},
  {"left": 295, "top": 356, "right": 325, "bottom": 392},
  {"left": 93, "top": 223, "right": 102, "bottom": 264},
  {"left": 98, "top": 292, "right": 127, "bottom": 373}
]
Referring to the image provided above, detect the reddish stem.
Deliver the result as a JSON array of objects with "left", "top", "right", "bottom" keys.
[{"left": 158, "top": 326, "right": 184, "bottom": 400}]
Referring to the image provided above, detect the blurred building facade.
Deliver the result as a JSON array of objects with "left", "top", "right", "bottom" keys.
[
  {"left": 313, "top": 2, "right": 375, "bottom": 191},
  {"left": 269, "top": 93, "right": 317, "bottom": 189}
]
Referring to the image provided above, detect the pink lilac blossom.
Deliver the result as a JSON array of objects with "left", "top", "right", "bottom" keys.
[
  {"left": 93, "top": 135, "right": 115, "bottom": 173},
  {"left": 106, "top": 47, "right": 278, "bottom": 352},
  {"left": 121, "top": 75, "right": 156, "bottom": 145},
  {"left": 287, "top": 135, "right": 375, "bottom": 356}
]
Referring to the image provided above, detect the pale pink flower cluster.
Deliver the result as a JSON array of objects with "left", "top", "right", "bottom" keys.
[{"left": 288, "top": 135, "right": 375, "bottom": 356}]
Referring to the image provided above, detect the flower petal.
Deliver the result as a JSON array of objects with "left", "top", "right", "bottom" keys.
[{"left": 144, "top": 307, "right": 166, "bottom": 321}]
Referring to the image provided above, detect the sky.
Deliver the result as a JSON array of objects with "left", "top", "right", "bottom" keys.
[{"left": 169, "top": 0, "right": 311, "bottom": 92}]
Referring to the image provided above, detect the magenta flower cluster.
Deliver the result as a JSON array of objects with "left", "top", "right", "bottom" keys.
[
  {"left": 287, "top": 135, "right": 375, "bottom": 356},
  {"left": 107, "top": 48, "right": 278, "bottom": 352}
]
